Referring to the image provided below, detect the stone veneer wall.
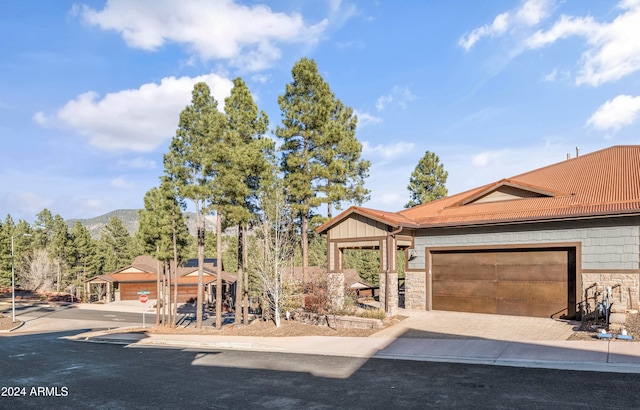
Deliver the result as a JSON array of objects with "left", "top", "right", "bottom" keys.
[
  {"left": 405, "top": 271, "right": 426, "bottom": 310},
  {"left": 379, "top": 272, "right": 398, "bottom": 317},
  {"left": 327, "top": 272, "right": 345, "bottom": 312},
  {"left": 581, "top": 273, "right": 639, "bottom": 313},
  {"left": 404, "top": 216, "right": 640, "bottom": 313}
]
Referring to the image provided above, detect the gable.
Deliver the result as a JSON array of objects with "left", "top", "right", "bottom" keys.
[
  {"left": 184, "top": 270, "right": 214, "bottom": 277},
  {"left": 466, "top": 185, "right": 552, "bottom": 205},
  {"left": 329, "top": 213, "right": 390, "bottom": 240},
  {"left": 119, "top": 267, "right": 148, "bottom": 274}
]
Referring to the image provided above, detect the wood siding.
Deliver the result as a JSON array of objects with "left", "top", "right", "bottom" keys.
[{"left": 329, "top": 214, "right": 389, "bottom": 240}]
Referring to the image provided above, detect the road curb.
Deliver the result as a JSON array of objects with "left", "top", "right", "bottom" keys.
[{"left": 0, "top": 320, "right": 25, "bottom": 333}]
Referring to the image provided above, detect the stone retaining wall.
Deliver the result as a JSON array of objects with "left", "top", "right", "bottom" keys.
[{"left": 292, "top": 310, "right": 383, "bottom": 329}]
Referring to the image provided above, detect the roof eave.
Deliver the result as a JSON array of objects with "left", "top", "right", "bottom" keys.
[
  {"left": 315, "top": 206, "right": 418, "bottom": 234},
  {"left": 418, "top": 209, "right": 640, "bottom": 229}
]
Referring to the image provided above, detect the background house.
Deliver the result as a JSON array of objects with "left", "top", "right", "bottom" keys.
[{"left": 85, "top": 255, "right": 236, "bottom": 304}]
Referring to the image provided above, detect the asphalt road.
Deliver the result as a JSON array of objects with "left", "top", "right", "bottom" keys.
[
  {"left": 2, "top": 331, "right": 640, "bottom": 409},
  {"left": 7, "top": 304, "right": 153, "bottom": 326}
]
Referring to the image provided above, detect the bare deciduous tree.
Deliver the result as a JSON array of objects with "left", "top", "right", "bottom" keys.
[
  {"left": 250, "top": 184, "right": 296, "bottom": 328},
  {"left": 20, "top": 249, "right": 55, "bottom": 292}
]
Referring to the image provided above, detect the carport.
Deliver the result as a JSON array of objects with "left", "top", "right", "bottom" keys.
[{"left": 315, "top": 207, "right": 416, "bottom": 316}]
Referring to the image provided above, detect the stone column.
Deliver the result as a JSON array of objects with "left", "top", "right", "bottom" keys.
[
  {"left": 379, "top": 271, "right": 398, "bottom": 317},
  {"left": 327, "top": 272, "right": 345, "bottom": 312},
  {"left": 405, "top": 271, "right": 426, "bottom": 310}
]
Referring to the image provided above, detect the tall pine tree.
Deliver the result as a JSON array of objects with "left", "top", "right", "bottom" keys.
[
  {"left": 138, "top": 182, "right": 190, "bottom": 327},
  {"left": 318, "top": 99, "right": 370, "bottom": 218},
  {"left": 405, "top": 150, "right": 448, "bottom": 208},
  {"left": 70, "top": 221, "right": 98, "bottom": 299},
  {"left": 277, "top": 58, "right": 369, "bottom": 274},
  {"left": 97, "top": 217, "right": 134, "bottom": 274},
  {"left": 164, "top": 81, "right": 226, "bottom": 329},
  {"left": 222, "top": 77, "right": 272, "bottom": 326}
]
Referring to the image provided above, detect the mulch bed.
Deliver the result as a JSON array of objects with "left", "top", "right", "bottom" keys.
[
  {"left": 145, "top": 317, "right": 389, "bottom": 338},
  {"left": 0, "top": 314, "right": 23, "bottom": 331}
]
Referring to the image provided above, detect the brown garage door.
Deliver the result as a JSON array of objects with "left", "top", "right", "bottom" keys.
[
  {"left": 432, "top": 249, "right": 574, "bottom": 318},
  {"left": 120, "top": 283, "right": 157, "bottom": 300}
]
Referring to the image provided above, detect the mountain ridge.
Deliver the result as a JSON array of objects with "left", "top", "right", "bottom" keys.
[{"left": 66, "top": 209, "right": 218, "bottom": 239}]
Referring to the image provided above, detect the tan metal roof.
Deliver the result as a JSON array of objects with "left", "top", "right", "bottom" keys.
[
  {"left": 110, "top": 272, "right": 157, "bottom": 282},
  {"left": 317, "top": 145, "right": 640, "bottom": 232}
]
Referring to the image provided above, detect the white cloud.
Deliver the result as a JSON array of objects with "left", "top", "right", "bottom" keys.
[
  {"left": 516, "top": 0, "right": 554, "bottom": 26},
  {"left": 526, "top": 1, "right": 640, "bottom": 86},
  {"left": 587, "top": 94, "right": 640, "bottom": 131},
  {"left": 459, "top": 0, "right": 554, "bottom": 51},
  {"left": 250, "top": 74, "right": 270, "bottom": 84},
  {"left": 471, "top": 151, "right": 504, "bottom": 167},
  {"left": 78, "top": 0, "right": 328, "bottom": 71},
  {"left": 110, "top": 176, "right": 135, "bottom": 189},
  {"left": 32, "top": 111, "right": 48, "bottom": 126},
  {"left": 119, "top": 157, "right": 156, "bottom": 170},
  {"left": 10, "top": 192, "right": 53, "bottom": 216},
  {"left": 375, "top": 86, "right": 416, "bottom": 111},
  {"left": 375, "top": 95, "right": 393, "bottom": 111},
  {"left": 459, "top": 12, "right": 509, "bottom": 51},
  {"left": 541, "top": 67, "right": 570, "bottom": 82},
  {"left": 362, "top": 141, "right": 415, "bottom": 161},
  {"left": 543, "top": 67, "right": 558, "bottom": 82},
  {"left": 34, "top": 73, "right": 233, "bottom": 152},
  {"left": 353, "top": 110, "right": 381, "bottom": 127}
]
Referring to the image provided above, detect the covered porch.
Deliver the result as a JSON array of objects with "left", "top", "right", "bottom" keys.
[{"left": 316, "top": 207, "right": 415, "bottom": 316}]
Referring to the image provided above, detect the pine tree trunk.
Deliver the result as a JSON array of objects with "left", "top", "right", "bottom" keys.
[
  {"left": 215, "top": 212, "right": 223, "bottom": 329},
  {"left": 56, "top": 259, "right": 61, "bottom": 293},
  {"left": 243, "top": 225, "right": 249, "bottom": 325},
  {"left": 195, "top": 200, "right": 204, "bottom": 329},
  {"left": 155, "top": 249, "right": 160, "bottom": 327},
  {"left": 162, "top": 262, "right": 167, "bottom": 326},
  {"left": 235, "top": 226, "right": 243, "bottom": 324},
  {"left": 302, "top": 212, "right": 308, "bottom": 281},
  {"left": 172, "top": 228, "right": 178, "bottom": 328}
]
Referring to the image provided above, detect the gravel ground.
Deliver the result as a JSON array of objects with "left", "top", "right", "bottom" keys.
[
  {"left": 0, "top": 314, "right": 22, "bottom": 331},
  {"left": 567, "top": 312, "right": 639, "bottom": 341}
]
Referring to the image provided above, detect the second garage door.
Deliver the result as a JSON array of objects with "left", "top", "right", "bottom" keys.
[{"left": 431, "top": 248, "right": 575, "bottom": 318}]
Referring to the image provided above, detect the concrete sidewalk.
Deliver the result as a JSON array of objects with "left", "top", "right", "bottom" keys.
[
  {"left": 65, "top": 328, "right": 640, "bottom": 374},
  {"left": 59, "top": 306, "right": 640, "bottom": 375}
]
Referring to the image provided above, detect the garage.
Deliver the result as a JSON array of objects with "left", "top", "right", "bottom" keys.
[
  {"left": 431, "top": 248, "right": 576, "bottom": 318},
  {"left": 120, "top": 282, "right": 157, "bottom": 300}
]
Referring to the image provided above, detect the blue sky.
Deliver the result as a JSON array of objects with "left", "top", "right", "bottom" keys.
[{"left": 2, "top": 0, "right": 640, "bottom": 223}]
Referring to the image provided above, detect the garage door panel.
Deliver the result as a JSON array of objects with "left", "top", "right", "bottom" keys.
[
  {"left": 432, "top": 249, "right": 572, "bottom": 318},
  {"left": 434, "top": 265, "right": 496, "bottom": 281},
  {"left": 433, "top": 281, "right": 497, "bottom": 298},
  {"left": 498, "top": 299, "right": 567, "bottom": 317},
  {"left": 496, "top": 264, "right": 566, "bottom": 281},
  {"left": 433, "top": 252, "right": 497, "bottom": 266},
  {"left": 120, "top": 283, "right": 157, "bottom": 300},
  {"left": 496, "top": 281, "right": 567, "bottom": 300},
  {"left": 497, "top": 250, "right": 567, "bottom": 265},
  {"left": 433, "top": 296, "right": 497, "bottom": 314}
]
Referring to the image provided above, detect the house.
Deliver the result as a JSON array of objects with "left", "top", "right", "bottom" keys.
[
  {"left": 84, "top": 255, "right": 236, "bottom": 304},
  {"left": 316, "top": 145, "right": 640, "bottom": 319}
]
